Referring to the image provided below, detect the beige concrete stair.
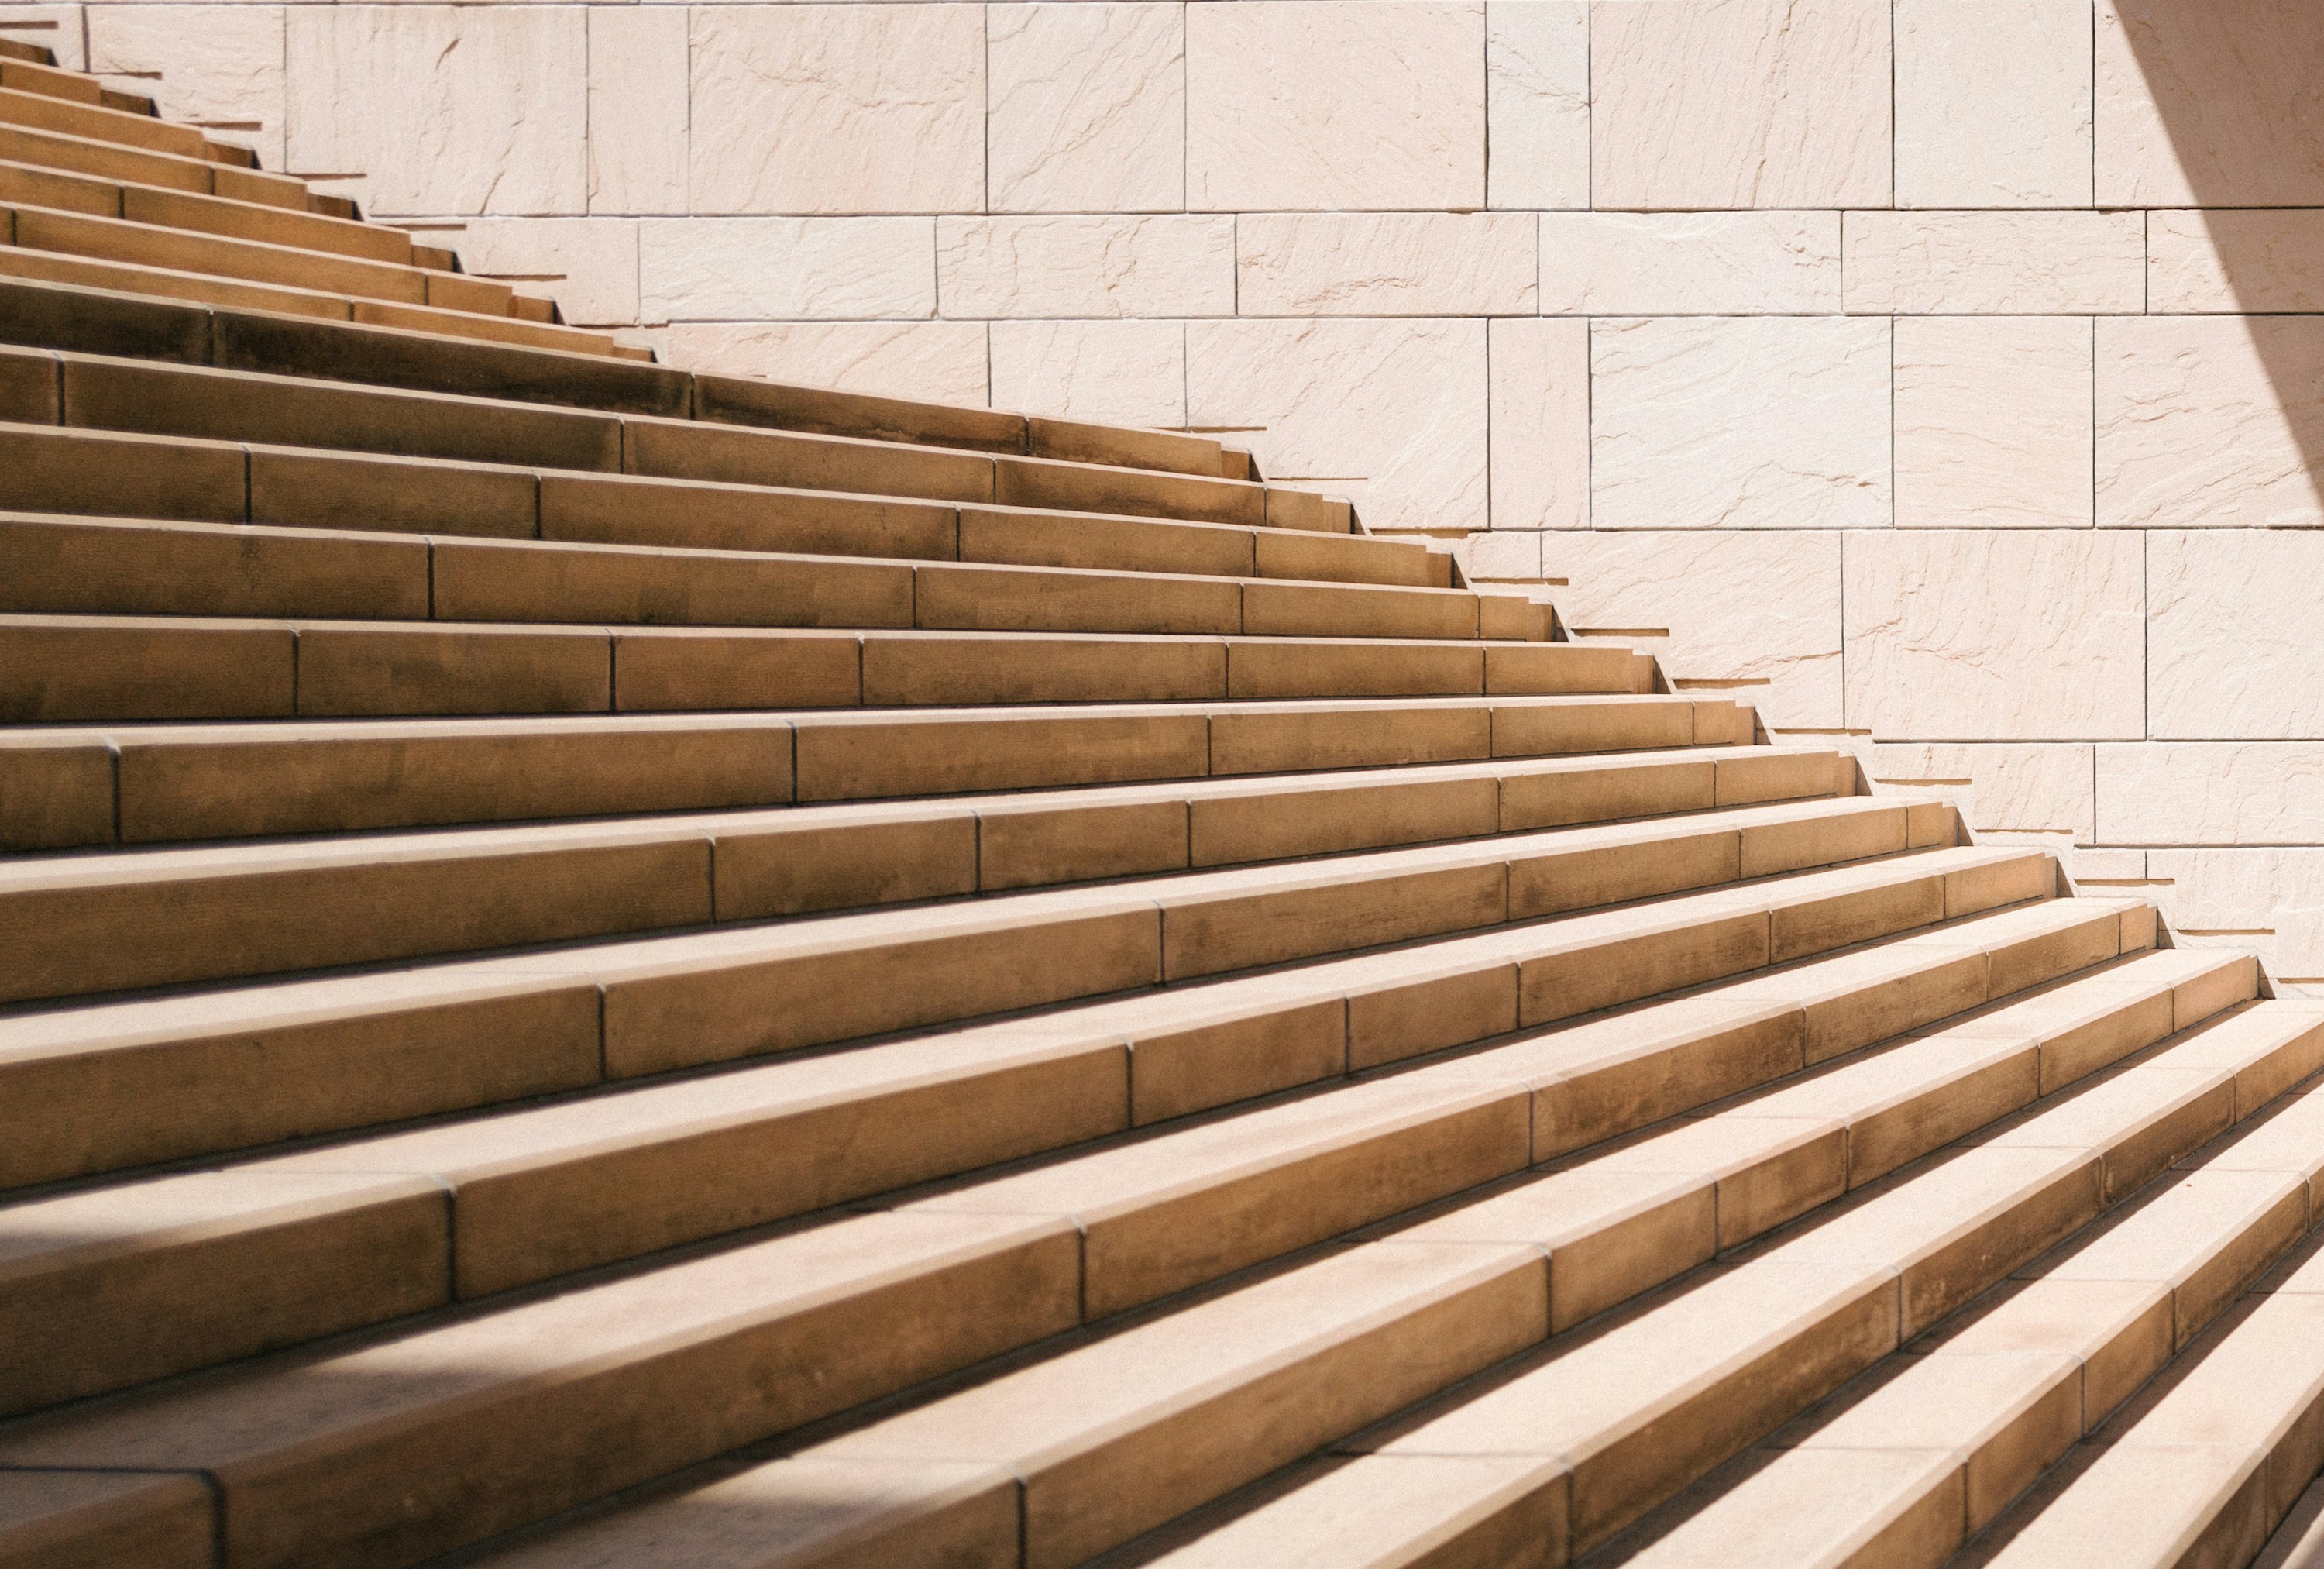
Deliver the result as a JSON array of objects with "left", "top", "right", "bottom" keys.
[{"left": 0, "top": 36, "right": 2312, "bottom": 1569}]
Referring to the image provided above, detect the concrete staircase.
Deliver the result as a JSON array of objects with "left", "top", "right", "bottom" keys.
[{"left": 2, "top": 42, "right": 2322, "bottom": 1569}]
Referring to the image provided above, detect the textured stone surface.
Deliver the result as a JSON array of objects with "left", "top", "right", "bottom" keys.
[
  {"left": 1894, "top": 0, "right": 2091, "bottom": 208},
  {"left": 1186, "top": 1, "right": 1484, "bottom": 212},
  {"left": 990, "top": 320, "right": 1184, "bottom": 430},
  {"left": 1590, "top": 0, "right": 1890, "bottom": 209},
  {"left": 2147, "top": 531, "right": 2324, "bottom": 740},
  {"left": 638, "top": 219, "right": 934, "bottom": 323},
  {"left": 2096, "top": 0, "right": 2324, "bottom": 207},
  {"left": 1188, "top": 318, "right": 1485, "bottom": 533},
  {"left": 1459, "top": 529, "right": 1545, "bottom": 580},
  {"left": 651, "top": 322, "right": 990, "bottom": 408},
  {"left": 1487, "top": 317, "right": 1587, "bottom": 532},
  {"left": 449, "top": 219, "right": 638, "bottom": 328},
  {"left": 586, "top": 6, "right": 686, "bottom": 216},
  {"left": 1590, "top": 316, "right": 1890, "bottom": 532},
  {"left": 937, "top": 216, "right": 1234, "bottom": 320},
  {"left": 1546, "top": 531, "right": 1843, "bottom": 726},
  {"left": 1844, "top": 212, "right": 2145, "bottom": 315},
  {"left": 988, "top": 2, "right": 1183, "bottom": 214},
  {"left": 2149, "top": 209, "right": 2324, "bottom": 314},
  {"left": 1894, "top": 317, "right": 2094, "bottom": 529},
  {"left": 688, "top": 5, "right": 984, "bottom": 215},
  {"left": 2104, "top": 751, "right": 2324, "bottom": 847},
  {"left": 1867, "top": 743, "right": 2095, "bottom": 843},
  {"left": 1844, "top": 531, "right": 2145, "bottom": 741},
  {"left": 1237, "top": 213, "right": 1535, "bottom": 317},
  {"left": 285, "top": 5, "right": 586, "bottom": 216},
  {"left": 2095, "top": 316, "right": 2324, "bottom": 531},
  {"left": 88, "top": 5, "right": 287, "bottom": 170},
  {"left": 1538, "top": 212, "right": 1840, "bottom": 316},
  {"left": 0, "top": 7, "right": 85, "bottom": 71},
  {"left": 1487, "top": 0, "right": 1587, "bottom": 209}
]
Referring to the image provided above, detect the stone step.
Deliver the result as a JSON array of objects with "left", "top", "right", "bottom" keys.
[
  {"left": 0, "top": 692, "right": 1741, "bottom": 852},
  {"left": 0, "top": 614, "right": 1635, "bottom": 724},
  {"left": 1036, "top": 1000, "right": 2323, "bottom": 1569},
  {"left": 0, "top": 244, "right": 624, "bottom": 356},
  {"left": 0, "top": 899, "right": 2184, "bottom": 1431},
  {"left": 0, "top": 744, "right": 1850, "bottom": 1000},
  {"left": 0, "top": 869, "right": 2138, "bottom": 1569},
  {"left": 1597, "top": 1012, "right": 2324, "bottom": 1567},
  {"left": 0, "top": 347, "right": 1334, "bottom": 529},
  {"left": 422, "top": 951, "right": 2273, "bottom": 1569},
  {"left": 0, "top": 84, "right": 229, "bottom": 165},
  {"left": 0, "top": 201, "right": 517, "bottom": 317},
  {"left": 0, "top": 118, "right": 308, "bottom": 210},
  {"left": 0, "top": 514, "right": 1526, "bottom": 642},
  {"left": 0, "top": 158, "right": 414, "bottom": 263},
  {"left": 0, "top": 829, "right": 2030, "bottom": 1216},
  {"left": 0, "top": 274, "right": 1263, "bottom": 484},
  {"left": 0, "top": 40, "right": 55, "bottom": 67},
  {"left": 0, "top": 57, "right": 102, "bottom": 108},
  {"left": 0, "top": 423, "right": 1442, "bottom": 590}
]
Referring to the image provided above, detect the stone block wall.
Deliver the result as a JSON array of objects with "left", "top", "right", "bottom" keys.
[{"left": 8, "top": 0, "right": 2324, "bottom": 982}]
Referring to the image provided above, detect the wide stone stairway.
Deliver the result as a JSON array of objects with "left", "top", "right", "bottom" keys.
[{"left": 6, "top": 40, "right": 2324, "bottom": 1569}]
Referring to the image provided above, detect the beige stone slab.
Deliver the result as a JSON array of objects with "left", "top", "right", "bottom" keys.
[
  {"left": 1895, "top": 316, "right": 2094, "bottom": 529},
  {"left": 1626, "top": 1443, "right": 1963, "bottom": 1569},
  {"left": 1590, "top": 0, "right": 1889, "bottom": 208},
  {"left": 1845, "top": 211, "right": 2144, "bottom": 315},
  {"left": 284, "top": 6, "right": 583, "bottom": 217},
  {"left": 450, "top": 218, "right": 637, "bottom": 329},
  {"left": 988, "top": 320, "right": 1184, "bottom": 432},
  {"left": 1487, "top": 315, "right": 1587, "bottom": 535},
  {"left": 2147, "top": 532, "right": 2324, "bottom": 741},
  {"left": 1238, "top": 212, "right": 1535, "bottom": 317},
  {"left": 655, "top": 322, "right": 987, "bottom": 410},
  {"left": 583, "top": 7, "right": 685, "bottom": 216},
  {"left": 2097, "top": 315, "right": 2324, "bottom": 531},
  {"left": 686, "top": 5, "right": 982, "bottom": 216},
  {"left": 937, "top": 215, "right": 1232, "bottom": 320},
  {"left": 1590, "top": 315, "right": 1890, "bottom": 533},
  {"left": 2045, "top": 1167, "right": 2306, "bottom": 1349},
  {"left": 988, "top": 2, "right": 1181, "bottom": 213},
  {"left": 1896, "top": 0, "right": 2091, "bottom": 208},
  {"left": 1487, "top": 0, "right": 1587, "bottom": 210},
  {"left": 638, "top": 217, "right": 934, "bottom": 322},
  {"left": 1188, "top": 317, "right": 1487, "bottom": 535},
  {"left": 1185, "top": 1, "right": 1484, "bottom": 212},
  {"left": 1539, "top": 212, "right": 1841, "bottom": 315},
  {"left": 1843, "top": 531, "right": 2144, "bottom": 742},
  {"left": 2151, "top": 208, "right": 2324, "bottom": 314},
  {"left": 2095, "top": 0, "right": 2324, "bottom": 208}
]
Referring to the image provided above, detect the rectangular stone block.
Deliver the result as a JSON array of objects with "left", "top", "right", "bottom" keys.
[
  {"left": 937, "top": 215, "right": 1233, "bottom": 320},
  {"left": 1487, "top": 317, "right": 1587, "bottom": 532},
  {"left": 1866, "top": 743, "right": 2095, "bottom": 844},
  {"left": 2147, "top": 531, "right": 2324, "bottom": 740},
  {"left": 1895, "top": 0, "right": 2092, "bottom": 208},
  {"left": 988, "top": 2, "right": 1183, "bottom": 213},
  {"left": 1844, "top": 212, "right": 2144, "bottom": 315},
  {"left": 449, "top": 219, "right": 638, "bottom": 329},
  {"left": 2096, "top": 317, "right": 2324, "bottom": 530},
  {"left": 2096, "top": 0, "right": 2324, "bottom": 206},
  {"left": 1843, "top": 531, "right": 2144, "bottom": 741},
  {"left": 2149, "top": 209, "right": 2324, "bottom": 313},
  {"left": 1487, "top": 1, "right": 1587, "bottom": 209},
  {"left": 1590, "top": 316, "right": 1890, "bottom": 532},
  {"left": 687, "top": 4, "right": 983, "bottom": 215},
  {"left": 650, "top": 323, "right": 989, "bottom": 410},
  {"left": 1237, "top": 212, "right": 1535, "bottom": 317},
  {"left": 1187, "top": 1, "right": 1483, "bottom": 211},
  {"left": 586, "top": 6, "right": 686, "bottom": 216},
  {"left": 88, "top": 5, "right": 287, "bottom": 171},
  {"left": 0, "top": 9, "right": 84, "bottom": 71},
  {"left": 638, "top": 218, "right": 934, "bottom": 323},
  {"left": 1590, "top": 0, "right": 1890, "bottom": 208},
  {"left": 286, "top": 5, "right": 585, "bottom": 217},
  {"left": 1545, "top": 532, "right": 1842, "bottom": 728},
  {"left": 1188, "top": 318, "right": 1486, "bottom": 535},
  {"left": 1895, "top": 317, "right": 2093, "bottom": 529},
  {"left": 1538, "top": 212, "right": 1840, "bottom": 315},
  {"left": 990, "top": 321, "right": 1184, "bottom": 432},
  {"left": 2101, "top": 747, "right": 2324, "bottom": 846}
]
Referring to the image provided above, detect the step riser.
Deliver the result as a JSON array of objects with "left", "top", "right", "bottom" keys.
[
  {"left": 0, "top": 697, "right": 1740, "bottom": 853},
  {"left": 0, "top": 756, "right": 1846, "bottom": 1003},
  {"left": 0, "top": 160, "right": 414, "bottom": 263}
]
